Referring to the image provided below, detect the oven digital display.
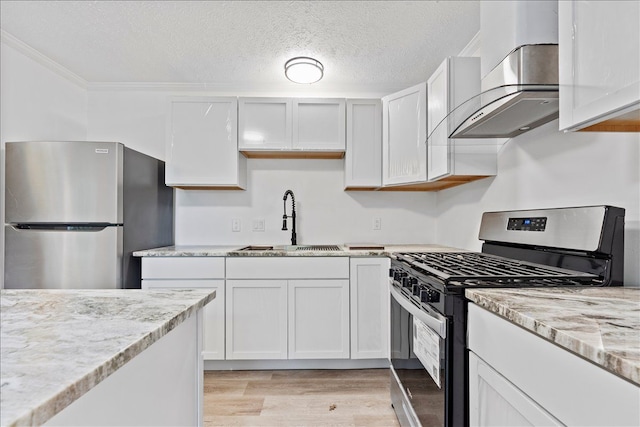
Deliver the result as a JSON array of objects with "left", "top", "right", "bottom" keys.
[{"left": 507, "top": 217, "right": 547, "bottom": 231}]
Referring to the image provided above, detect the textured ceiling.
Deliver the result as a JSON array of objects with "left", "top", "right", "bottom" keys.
[{"left": 0, "top": 1, "right": 479, "bottom": 93}]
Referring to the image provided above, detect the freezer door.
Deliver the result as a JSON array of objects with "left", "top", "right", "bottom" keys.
[
  {"left": 4, "top": 225, "right": 123, "bottom": 289},
  {"left": 5, "top": 141, "right": 123, "bottom": 224}
]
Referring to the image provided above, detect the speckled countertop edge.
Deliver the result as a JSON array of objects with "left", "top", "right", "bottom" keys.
[
  {"left": 132, "top": 244, "right": 462, "bottom": 257},
  {"left": 0, "top": 289, "right": 216, "bottom": 427},
  {"left": 466, "top": 288, "right": 640, "bottom": 385}
]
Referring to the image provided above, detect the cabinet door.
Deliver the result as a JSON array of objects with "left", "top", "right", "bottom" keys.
[
  {"left": 226, "top": 280, "right": 288, "bottom": 360},
  {"left": 141, "top": 279, "right": 225, "bottom": 361},
  {"left": 350, "top": 258, "right": 389, "bottom": 359},
  {"left": 559, "top": 1, "right": 640, "bottom": 131},
  {"left": 166, "top": 97, "right": 245, "bottom": 188},
  {"left": 469, "top": 352, "right": 562, "bottom": 427},
  {"left": 382, "top": 83, "right": 427, "bottom": 185},
  {"left": 293, "top": 98, "right": 346, "bottom": 151},
  {"left": 345, "top": 99, "right": 382, "bottom": 189},
  {"left": 427, "top": 59, "right": 452, "bottom": 181},
  {"left": 288, "top": 279, "right": 350, "bottom": 359},
  {"left": 238, "top": 97, "right": 292, "bottom": 150}
]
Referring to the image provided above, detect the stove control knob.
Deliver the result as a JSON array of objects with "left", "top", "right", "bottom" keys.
[
  {"left": 411, "top": 283, "right": 422, "bottom": 296},
  {"left": 401, "top": 277, "right": 411, "bottom": 288},
  {"left": 420, "top": 289, "right": 440, "bottom": 303}
]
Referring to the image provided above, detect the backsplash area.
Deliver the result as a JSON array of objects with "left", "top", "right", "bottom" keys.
[{"left": 175, "top": 158, "right": 438, "bottom": 246}]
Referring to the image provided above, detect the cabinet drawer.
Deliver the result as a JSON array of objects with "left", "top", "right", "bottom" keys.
[
  {"left": 141, "top": 257, "right": 225, "bottom": 279},
  {"left": 226, "top": 257, "right": 349, "bottom": 279}
]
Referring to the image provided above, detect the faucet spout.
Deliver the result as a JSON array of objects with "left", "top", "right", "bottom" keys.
[{"left": 282, "top": 190, "right": 297, "bottom": 245}]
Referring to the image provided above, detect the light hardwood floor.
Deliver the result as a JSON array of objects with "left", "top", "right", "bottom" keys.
[{"left": 204, "top": 369, "right": 401, "bottom": 426}]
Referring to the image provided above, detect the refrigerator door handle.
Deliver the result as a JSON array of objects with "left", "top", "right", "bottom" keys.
[{"left": 12, "top": 224, "right": 118, "bottom": 231}]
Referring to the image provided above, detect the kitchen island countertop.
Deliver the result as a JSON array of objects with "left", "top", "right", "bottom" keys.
[
  {"left": 133, "top": 244, "right": 462, "bottom": 257},
  {"left": 0, "top": 289, "right": 216, "bottom": 427},
  {"left": 466, "top": 287, "right": 640, "bottom": 385}
]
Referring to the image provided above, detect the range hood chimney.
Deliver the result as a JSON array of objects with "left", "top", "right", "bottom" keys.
[
  {"left": 450, "top": 44, "right": 559, "bottom": 139},
  {"left": 449, "top": 1, "right": 559, "bottom": 139}
]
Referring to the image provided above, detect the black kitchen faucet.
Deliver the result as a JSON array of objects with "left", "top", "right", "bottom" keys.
[{"left": 282, "top": 190, "right": 297, "bottom": 245}]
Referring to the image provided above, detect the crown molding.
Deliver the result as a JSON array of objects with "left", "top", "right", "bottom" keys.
[
  {"left": 86, "top": 81, "right": 401, "bottom": 98},
  {"left": 459, "top": 31, "right": 480, "bottom": 57},
  {"left": 1, "top": 29, "right": 87, "bottom": 89}
]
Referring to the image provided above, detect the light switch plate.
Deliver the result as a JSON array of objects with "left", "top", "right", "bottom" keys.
[
  {"left": 232, "top": 219, "right": 241, "bottom": 232},
  {"left": 252, "top": 219, "right": 265, "bottom": 232},
  {"left": 373, "top": 217, "right": 382, "bottom": 230}
]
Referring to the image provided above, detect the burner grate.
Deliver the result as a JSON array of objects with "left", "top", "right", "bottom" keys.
[{"left": 397, "top": 252, "right": 596, "bottom": 283}]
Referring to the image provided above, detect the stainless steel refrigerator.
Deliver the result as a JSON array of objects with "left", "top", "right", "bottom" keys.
[{"left": 4, "top": 141, "right": 174, "bottom": 289}]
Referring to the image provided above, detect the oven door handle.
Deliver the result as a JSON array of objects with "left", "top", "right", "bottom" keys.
[{"left": 389, "top": 283, "right": 447, "bottom": 339}]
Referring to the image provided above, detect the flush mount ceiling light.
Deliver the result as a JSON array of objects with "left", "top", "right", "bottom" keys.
[{"left": 284, "top": 57, "right": 324, "bottom": 84}]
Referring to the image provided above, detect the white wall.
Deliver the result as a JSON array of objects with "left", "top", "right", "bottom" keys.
[
  {"left": 436, "top": 121, "right": 640, "bottom": 286},
  {"left": 86, "top": 90, "right": 438, "bottom": 246},
  {"left": 0, "top": 40, "right": 88, "bottom": 287}
]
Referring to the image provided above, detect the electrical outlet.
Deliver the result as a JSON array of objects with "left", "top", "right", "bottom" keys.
[
  {"left": 252, "top": 219, "right": 265, "bottom": 232},
  {"left": 373, "top": 217, "right": 382, "bottom": 230},
  {"left": 231, "top": 218, "right": 241, "bottom": 232}
]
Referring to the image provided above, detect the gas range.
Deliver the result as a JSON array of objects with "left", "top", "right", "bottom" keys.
[{"left": 389, "top": 205, "right": 625, "bottom": 427}]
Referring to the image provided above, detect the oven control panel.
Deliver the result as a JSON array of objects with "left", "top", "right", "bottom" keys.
[{"left": 507, "top": 216, "right": 547, "bottom": 232}]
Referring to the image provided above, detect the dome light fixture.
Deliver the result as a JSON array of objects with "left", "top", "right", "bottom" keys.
[{"left": 284, "top": 57, "right": 324, "bottom": 84}]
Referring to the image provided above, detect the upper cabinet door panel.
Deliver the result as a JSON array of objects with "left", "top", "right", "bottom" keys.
[
  {"left": 382, "top": 83, "right": 427, "bottom": 185},
  {"left": 559, "top": 1, "right": 640, "bottom": 131},
  {"left": 166, "top": 97, "right": 241, "bottom": 187},
  {"left": 238, "top": 98, "right": 292, "bottom": 149},
  {"left": 293, "top": 98, "right": 346, "bottom": 150},
  {"left": 427, "top": 60, "right": 451, "bottom": 181},
  {"left": 427, "top": 61, "right": 449, "bottom": 136},
  {"left": 345, "top": 99, "right": 382, "bottom": 189}
]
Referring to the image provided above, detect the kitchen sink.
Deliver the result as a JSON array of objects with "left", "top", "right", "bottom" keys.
[
  {"left": 237, "top": 245, "right": 342, "bottom": 252},
  {"left": 237, "top": 245, "right": 274, "bottom": 251}
]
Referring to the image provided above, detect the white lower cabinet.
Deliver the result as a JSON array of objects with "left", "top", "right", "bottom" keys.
[
  {"left": 288, "top": 279, "right": 350, "bottom": 359},
  {"left": 140, "top": 257, "right": 225, "bottom": 361},
  {"left": 349, "top": 258, "right": 389, "bottom": 359},
  {"left": 468, "top": 303, "right": 640, "bottom": 427},
  {"left": 225, "top": 257, "right": 351, "bottom": 360},
  {"left": 225, "top": 280, "right": 288, "bottom": 360}
]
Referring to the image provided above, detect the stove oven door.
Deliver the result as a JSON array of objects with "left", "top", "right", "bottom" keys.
[{"left": 390, "top": 284, "right": 448, "bottom": 427}]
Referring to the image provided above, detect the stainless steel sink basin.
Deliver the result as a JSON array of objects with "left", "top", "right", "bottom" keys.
[
  {"left": 237, "top": 245, "right": 342, "bottom": 252},
  {"left": 237, "top": 245, "right": 274, "bottom": 251}
]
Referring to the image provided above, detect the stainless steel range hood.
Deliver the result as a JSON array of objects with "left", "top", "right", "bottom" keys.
[{"left": 450, "top": 44, "right": 559, "bottom": 139}]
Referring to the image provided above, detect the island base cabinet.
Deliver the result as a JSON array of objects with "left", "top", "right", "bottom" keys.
[
  {"left": 288, "top": 280, "right": 350, "bottom": 359},
  {"left": 45, "top": 312, "right": 203, "bottom": 426},
  {"left": 468, "top": 304, "right": 640, "bottom": 426},
  {"left": 225, "top": 280, "right": 288, "bottom": 360},
  {"left": 468, "top": 352, "right": 561, "bottom": 426}
]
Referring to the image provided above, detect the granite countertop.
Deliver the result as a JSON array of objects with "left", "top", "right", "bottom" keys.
[
  {"left": 0, "top": 289, "right": 216, "bottom": 427},
  {"left": 466, "top": 287, "right": 640, "bottom": 385},
  {"left": 133, "top": 244, "right": 462, "bottom": 257}
]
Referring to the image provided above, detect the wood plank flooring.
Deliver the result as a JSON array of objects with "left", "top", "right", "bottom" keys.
[{"left": 204, "top": 369, "right": 400, "bottom": 426}]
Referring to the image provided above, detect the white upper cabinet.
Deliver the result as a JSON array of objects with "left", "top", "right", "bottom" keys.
[
  {"left": 559, "top": 0, "right": 640, "bottom": 131},
  {"left": 166, "top": 96, "right": 246, "bottom": 189},
  {"left": 293, "top": 98, "right": 346, "bottom": 151},
  {"left": 238, "top": 98, "right": 292, "bottom": 150},
  {"left": 238, "top": 97, "right": 346, "bottom": 158},
  {"left": 426, "top": 57, "right": 497, "bottom": 185},
  {"left": 344, "top": 99, "right": 382, "bottom": 190},
  {"left": 382, "top": 83, "right": 427, "bottom": 187}
]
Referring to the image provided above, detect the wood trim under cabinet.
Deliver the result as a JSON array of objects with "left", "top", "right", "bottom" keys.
[
  {"left": 376, "top": 175, "right": 491, "bottom": 191},
  {"left": 579, "top": 108, "right": 640, "bottom": 132},
  {"left": 240, "top": 150, "right": 345, "bottom": 159}
]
